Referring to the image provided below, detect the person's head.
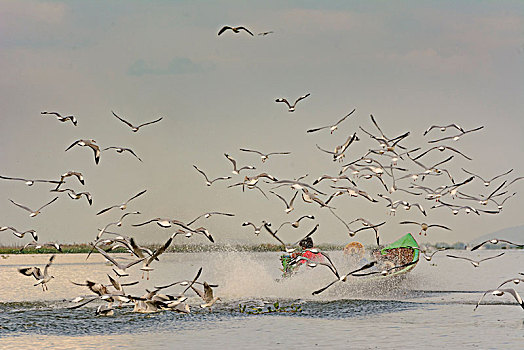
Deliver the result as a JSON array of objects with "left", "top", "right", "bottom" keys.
[{"left": 299, "top": 237, "right": 313, "bottom": 249}]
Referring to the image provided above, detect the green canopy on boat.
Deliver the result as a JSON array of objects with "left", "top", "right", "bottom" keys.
[{"left": 381, "top": 233, "right": 419, "bottom": 255}]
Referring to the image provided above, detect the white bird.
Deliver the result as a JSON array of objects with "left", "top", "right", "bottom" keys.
[
  {"left": 9, "top": 197, "right": 59, "bottom": 217},
  {"left": 96, "top": 189, "right": 147, "bottom": 215},
  {"left": 102, "top": 146, "right": 142, "bottom": 162},
  {"left": 307, "top": 108, "right": 356, "bottom": 134},
  {"left": 399, "top": 221, "right": 451, "bottom": 236},
  {"left": 65, "top": 139, "right": 101, "bottom": 164},
  {"left": 41, "top": 111, "right": 77, "bottom": 126},
  {"left": 193, "top": 165, "right": 231, "bottom": 186},
  {"left": 224, "top": 153, "right": 256, "bottom": 174},
  {"left": 52, "top": 188, "right": 92, "bottom": 205},
  {"left": 218, "top": 25, "right": 254, "bottom": 36},
  {"left": 428, "top": 125, "right": 484, "bottom": 143},
  {"left": 420, "top": 247, "right": 450, "bottom": 262},
  {"left": 470, "top": 239, "right": 523, "bottom": 251},
  {"left": 136, "top": 236, "right": 172, "bottom": 280},
  {"left": 242, "top": 221, "right": 269, "bottom": 236},
  {"left": 312, "top": 261, "right": 378, "bottom": 295},
  {"left": 413, "top": 146, "right": 472, "bottom": 161},
  {"left": 97, "top": 212, "right": 141, "bottom": 240},
  {"left": 461, "top": 168, "right": 513, "bottom": 187},
  {"left": 94, "top": 245, "right": 145, "bottom": 272},
  {"left": 475, "top": 288, "right": 524, "bottom": 310},
  {"left": 186, "top": 211, "right": 235, "bottom": 226},
  {"left": 56, "top": 171, "right": 85, "bottom": 188},
  {"left": 111, "top": 111, "right": 163, "bottom": 132},
  {"left": 275, "top": 215, "right": 315, "bottom": 231},
  {"left": 423, "top": 124, "right": 465, "bottom": 136},
  {"left": 446, "top": 252, "right": 505, "bottom": 267},
  {"left": 191, "top": 281, "right": 221, "bottom": 309},
  {"left": 269, "top": 190, "right": 298, "bottom": 214},
  {"left": 275, "top": 93, "right": 310, "bottom": 112},
  {"left": 0, "top": 175, "right": 62, "bottom": 187},
  {"left": 18, "top": 255, "right": 55, "bottom": 291},
  {"left": 239, "top": 148, "right": 291, "bottom": 163},
  {"left": 0, "top": 226, "right": 38, "bottom": 240},
  {"left": 316, "top": 132, "right": 359, "bottom": 162}
]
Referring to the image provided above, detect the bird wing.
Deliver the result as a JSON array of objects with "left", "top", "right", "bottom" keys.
[
  {"left": 37, "top": 196, "right": 59, "bottom": 212},
  {"left": 96, "top": 205, "right": 119, "bottom": 216},
  {"left": 64, "top": 140, "right": 81, "bottom": 152},
  {"left": 203, "top": 282, "right": 214, "bottom": 301},
  {"left": 446, "top": 254, "right": 472, "bottom": 262},
  {"left": 295, "top": 224, "right": 319, "bottom": 245},
  {"left": 193, "top": 165, "right": 210, "bottom": 182},
  {"left": 399, "top": 221, "right": 420, "bottom": 226},
  {"left": 275, "top": 98, "right": 292, "bottom": 109},
  {"left": 224, "top": 153, "right": 237, "bottom": 169},
  {"left": 316, "top": 144, "right": 337, "bottom": 155},
  {"left": 239, "top": 148, "right": 263, "bottom": 156},
  {"left": 129, "top": 238, "right": 145, "bottom": 259},
  {"left": 190, "top": 285, "right": 206, "bottom": 300},
  {"left": 470, "top": 240, "right": 490, "bottom": 251},
  {"left": 217, "top": 26, "right": 232, "bottom": 36},
  {"left": 132, "top": 218, "right": 161, "bottom": 227},
  {"left": 43, "top": 254, "right": 56, "bottom": 276},
  {"left": 147, "top": 237, "right": 173, "bottom": 265},
  {"left": 427, "top": 224, "right": 451, "bottom": 230},
  {"left": 294, "top": 93, "right": 311, "bottom": 105},
  {"left": 9, "top": 199, "right": 33, "bottom": 212},
  {"left": 126, "top": 189, "right": 147, "bottom": 204},
  {"left": 238, "top": 27, "right": 254, "bottom": 36},
  {"left": 307, "top": 125, "right": 330, "bottom": 133},
  {"left": 137, "top": 117, "right": 163, "bottom": 129},
  {"left": 479, "top": 252, "right": 505, "bottom": 263},
  {"left": 111, "top": 111, "right": 134, "bottom": 128}
]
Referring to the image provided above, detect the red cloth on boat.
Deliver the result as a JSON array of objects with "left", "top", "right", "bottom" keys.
[{"left": 297, "top": 249, "right": 325, "bottom": 264}]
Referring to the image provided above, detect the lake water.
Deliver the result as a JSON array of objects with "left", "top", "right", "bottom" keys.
[{"left": 0, "top": 250, "right": 522, "bottom": 349}]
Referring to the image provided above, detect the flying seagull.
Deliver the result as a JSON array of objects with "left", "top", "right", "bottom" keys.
[
  {"left": 102, "top": 146, "right": 142, "bottom": 162},
  {"left": 41, "top": 111, "right": 77, "bottom": 126},
  {"left": 399, "top": 221, "right": 451, "bottom": 236},
  {"left": 96, "top": 189, "right": 147, "bottom": 215},
  {"left": 218, "top": 26, "right": 254, "bottom": 36},
  {"left": 239, "top": 148, "right": 291, "bottom": 163},
  {"left": 65, "top": 139, "right": 101, "bottom": 165},
  {"left": 307, "top": 108, "right": 356, "bottom": 134},
  {"left": 111, "top": 111, "right": 163, "bottom": 132},
  {"left": 9, "top": 197, "right": 59, "bottom": 217},
  {"left": 475, "top": 288, "right": 524, "bottom": 311},
  {"left": 0, "top": 175, "right": 62, "bottom": 187},
  {"left": 193, "top": 165, "right": 231, "bottom": 186},
  {"left": 275, "top": 93, "right": 310, "bottom": 112},
  {"left": 446, "top": 252, "right": 505, "bottom": 267},
  {"left": 470, "top": 239, "right": 524, "bottom": 251},
  {"left": 224, "top": 153, "right": 256, "bottom": 174}
]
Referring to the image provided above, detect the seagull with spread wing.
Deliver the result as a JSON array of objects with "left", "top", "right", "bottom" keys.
[
  {"left": 111, "top": 111, "right": 163, "bottom": 132},
  {"left": 307, "top": 108, "right": 356, "bottom": 134},
  {"left": 275, "top": 93, "right": 310, "bottom": 112}
]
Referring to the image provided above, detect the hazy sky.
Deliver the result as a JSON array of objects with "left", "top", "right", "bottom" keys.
[{"left": 1, "top": 1, "right": 523, "bottom": 247}]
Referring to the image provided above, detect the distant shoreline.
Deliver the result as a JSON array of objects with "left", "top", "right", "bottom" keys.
[{"left": 0, "top": 242, "right": 519, "bottom": 254}]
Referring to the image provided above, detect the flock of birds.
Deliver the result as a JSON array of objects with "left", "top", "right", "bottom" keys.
[{"left": 2, "top": 25, "right": 523, "bottom": 315}]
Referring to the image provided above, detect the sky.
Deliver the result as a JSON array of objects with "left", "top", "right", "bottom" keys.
[{"left": 0, "top": 0, "right": 523, "bottom": 247}]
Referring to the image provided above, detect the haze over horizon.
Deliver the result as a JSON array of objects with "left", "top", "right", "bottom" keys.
[{"left": 1, "top": 1, "right": 523, "bottom": 247}]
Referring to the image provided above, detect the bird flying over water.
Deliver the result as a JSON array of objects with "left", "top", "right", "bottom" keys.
[{"left": 18, "top": 255, "right": 56, "bottom": 291}]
